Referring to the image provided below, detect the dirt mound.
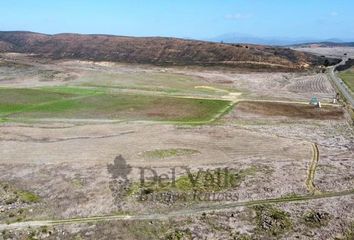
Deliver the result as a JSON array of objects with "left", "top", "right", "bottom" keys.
[
  {"left": 234, "top": 101, "right": 345, "bottom": 120},
  {"left": 0, "top": 31, "right": 329, "bottom": 71}
]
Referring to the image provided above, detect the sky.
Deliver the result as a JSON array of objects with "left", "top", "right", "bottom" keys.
[{"left": 1, "top": 0, "right": 354, "bottom": 41}]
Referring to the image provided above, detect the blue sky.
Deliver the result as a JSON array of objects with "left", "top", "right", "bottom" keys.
[{"left": 1, "top": 0, "right": 353, "bottom": 40}]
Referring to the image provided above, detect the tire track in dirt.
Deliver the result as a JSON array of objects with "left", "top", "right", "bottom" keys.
[
  {"left": 0, "top": 188, "right": 353, "bottom": 231},
  {"left": 305, "top": 143, "right": 321, "bottom": 195},
  {"left": 0, "top": 131, "right": 135, "bottom": 143}
]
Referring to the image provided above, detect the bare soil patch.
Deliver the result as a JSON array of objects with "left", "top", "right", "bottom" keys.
[{"left": 233, "top": 101, "right": 345, "bottom": 120}]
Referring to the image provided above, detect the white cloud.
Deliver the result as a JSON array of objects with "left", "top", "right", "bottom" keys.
[{"left": 225, "top": 13, "right": 252, "bottom": 20}]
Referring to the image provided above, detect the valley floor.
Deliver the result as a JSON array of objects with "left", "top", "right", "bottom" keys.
[{"left": 0, "top": 53, "right": 353, "bottom": 239}]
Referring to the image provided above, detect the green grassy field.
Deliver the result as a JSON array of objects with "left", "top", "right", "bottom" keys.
[
  {"left": 142, "top": 148, "right": 200, "bottom": 159},
  {"left": 1, "top": 87, "right": 231, "bottom": 123},
  {"left": 0, "top": 88, "right": 77, "bottom": 115},
  {"left": 340, "top": 67, "right": 354, "bottom": 92}
]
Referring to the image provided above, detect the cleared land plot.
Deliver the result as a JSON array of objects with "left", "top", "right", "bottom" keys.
[
  {"left": 0, "top": 123, "right": 311, "bottom": 219},
  {"left": 228, "top": 101, "right": 345, "bottom": 120},
  {"left": 75, "top": 71, "right": 234, "bottom": 96},
  {"left": 294, "top": 46, "right": 354, "bottom": 58},
  {"left": 339, "top": 67, "right": 354, "bottom": 92},
  {"left": 1, "top": 87, "right": 231, "bottom": 122},
  {"left": 287, "top": 74, "right": 334, "bottom": 94}
]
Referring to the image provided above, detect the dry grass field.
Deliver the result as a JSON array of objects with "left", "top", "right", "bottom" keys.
[{"left": 0, "top": 53, "right": 353, "bottom": 239}]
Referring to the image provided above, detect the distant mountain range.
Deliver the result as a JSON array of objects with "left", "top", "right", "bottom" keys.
[{"left": 208, "top": 33, "right": 354, "bottom": 46}]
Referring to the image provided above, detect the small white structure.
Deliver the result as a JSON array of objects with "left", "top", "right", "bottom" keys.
[
  {"left": 332, "top": 93, "right": 340, "bottom": 104},
  {"left": 309, "top": 96, "right": 321, "bottom": 108}
]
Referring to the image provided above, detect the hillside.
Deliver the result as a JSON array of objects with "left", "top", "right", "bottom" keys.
[{"left": 0, "top": 31, "right": 334, "bottom": 70}]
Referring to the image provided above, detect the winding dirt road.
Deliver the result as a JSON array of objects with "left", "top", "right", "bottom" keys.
[{"left": 328, "top": 59, "right": 354, "bottom": 108}]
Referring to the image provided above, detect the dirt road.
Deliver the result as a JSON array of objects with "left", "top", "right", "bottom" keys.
[
  {"left": 328, "top": 59, "right": 354, "bottom": 108},
  {"left": 0, "top": 188, "right": 353, "bottom": 231}
]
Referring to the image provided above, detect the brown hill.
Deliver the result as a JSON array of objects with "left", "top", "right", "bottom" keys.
[{"left": 0, "top": 31, "right": 335, "bottom": 70}]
